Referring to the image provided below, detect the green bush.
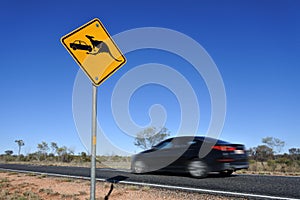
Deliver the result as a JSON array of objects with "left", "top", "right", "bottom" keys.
[
  {"left": 276, "top": 157, "right": 292, "bottom": 166},
  {"left": 267, "top": 160, "right": 277, "bottom": 171}
]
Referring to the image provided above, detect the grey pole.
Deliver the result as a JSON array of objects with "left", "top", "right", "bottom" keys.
[{"left": 90, "top": 84, "right": 97, "bottom": 200}]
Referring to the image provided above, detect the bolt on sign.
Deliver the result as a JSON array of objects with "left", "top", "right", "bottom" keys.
[{"left": 61, "top": 18, "right": 126, "bottom": 86}]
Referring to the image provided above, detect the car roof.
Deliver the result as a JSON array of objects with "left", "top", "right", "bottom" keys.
[{"left": 166, "top": 136, "right": 230, "bottom": 144}]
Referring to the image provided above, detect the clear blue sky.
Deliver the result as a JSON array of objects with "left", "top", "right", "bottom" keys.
[{"left": 0, "top": 0, "right": 299, "bottom": 156}]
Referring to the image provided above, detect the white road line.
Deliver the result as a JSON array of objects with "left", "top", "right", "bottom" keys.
[
  {"left": 239, "top": 173, "right": 300, "bottom": 179},
  {"left": 115, "top": 180, "right": 300, "bottom": 200},
  {"left": 0, "top": 168, "right": 299, "bottom": 200}
]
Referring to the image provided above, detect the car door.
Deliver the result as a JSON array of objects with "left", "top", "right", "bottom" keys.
[
  {"left": 150, "top": 138, "right": 194, "bottom": 171},
  {"left": 143, "top": 139, "right": 180, "bottom": 171}
]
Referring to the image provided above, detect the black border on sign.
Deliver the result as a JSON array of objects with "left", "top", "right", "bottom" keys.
[{"left": 60, "top": 18, "right": 126, "bottom": 86}]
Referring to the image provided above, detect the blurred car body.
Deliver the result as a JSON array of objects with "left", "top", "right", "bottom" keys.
[{"left": 131, "top": 136, "right": 249, "bottom": 178}]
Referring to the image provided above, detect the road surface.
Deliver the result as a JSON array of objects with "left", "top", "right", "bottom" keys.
[{"left": 0, "top": 163, "right": 299, "bottom": 199}]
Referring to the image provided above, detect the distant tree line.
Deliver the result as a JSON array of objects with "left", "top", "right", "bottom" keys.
[
  {"left": 249, "top": 137, "right": 300, "bottom": 173},
  {"left": 1, "top": 140, "right": 90, "bottom": 163},
  {"left": 2, "top": 135, "right": 300, "bottom": 174}
]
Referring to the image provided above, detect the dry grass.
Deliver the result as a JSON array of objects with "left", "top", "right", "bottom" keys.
[
  {"left": 236, "top": 161, "right": 300, "bottom": 176},
  {"left": 0, "top": 171, "right": 245, "bottom": 200},
  {"left": 2, "top": 159, "right": 128, "bottom": 169}
]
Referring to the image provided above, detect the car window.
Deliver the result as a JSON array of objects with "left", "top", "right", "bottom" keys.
[
  {"left": 154, "top": 140, "right": 173, "bottom": 150},
  {"left": 172, "top": 140, "right": 187, "bottom": 148},
  {"left": 154, "top": 138, "right": 201, "bottom": 150},
  {"left": 172, "top": 138, "right": 196, "bottom": 148}
]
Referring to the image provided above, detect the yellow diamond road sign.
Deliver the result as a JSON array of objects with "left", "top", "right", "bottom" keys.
[{"left": 61, "top": 18, "right": 126, "bottom": 86}]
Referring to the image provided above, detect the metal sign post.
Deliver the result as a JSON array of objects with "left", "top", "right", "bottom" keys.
[
  {"left": 90, "top": 84, "right": 97, "bottom": 200},
  {"left": 61, "top": 18, "right": 126, "bottom": 200}
]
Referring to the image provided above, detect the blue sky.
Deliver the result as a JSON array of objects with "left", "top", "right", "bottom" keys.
[{"left": 0, "top": 0, "right": 299, "bottom": 156}]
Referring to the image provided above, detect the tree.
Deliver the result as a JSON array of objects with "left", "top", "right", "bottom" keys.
[
  {"left": 80, "top": 151, "right": 90, "bottom": 162},
  {"left": 50, "top": 142, "right": 58, "bottom": 155},
  {"left": 289, "top": 148, "right": 300, "bottom": 155},
  {"left": 289, "top": 148, "right": 300, "bottom": 160},
  {"left": 57, "top": 146, "right": 74, "bottom": 162},
  {"left": 15, "top": 140, "right": 24, "bottom": 156},
  {"left": 5, "top": 150, "right": 13, "bottom": 156},
  {"left": 37, "top": 141, "right": 49, "bottom": 156},
  {"left": 262, "top": 137, "right": 285, "bottom": 154},
  {"left": 252, "top": 145, "right": 274, "bottom": 169},
  {"left": 134, "top": 127, "right": 170, "bottom": 150}
]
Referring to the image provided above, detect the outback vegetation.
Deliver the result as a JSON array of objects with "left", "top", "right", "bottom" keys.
[
  {"left": 2, "top": 141, "right": 79, "bottom": 163},
  {"left": 134, "top": 127, "right": 170, "bottom": 150},
  {"left": 1, "top": 140, "right": 131, "bottom": 168},
  {"left": 1, "top": 133, "right": 300, "bottom": 175},
  {"left": 247, "top": 137, "right": 300, "bottom": 174}
]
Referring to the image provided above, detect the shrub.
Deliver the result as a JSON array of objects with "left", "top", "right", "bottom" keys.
[{"left": 267, "top": 160, "right": 277, "bottom": 171}]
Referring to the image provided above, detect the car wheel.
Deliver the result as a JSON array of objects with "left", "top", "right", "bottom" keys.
[
  {"left": 220, "top": 170, "right": 234, "bottom": 177},
  {"left": 72, "top": 46, "right": 76, "bottom": 50},
  {"left": 132, "top": 160, "right": 146, "bottom": 174},
  {"left": 88, "top": 47, "right": 92, "bottom": 52},
  {"left": 187, "top": 159, "right": 208, "bottom": 178}
]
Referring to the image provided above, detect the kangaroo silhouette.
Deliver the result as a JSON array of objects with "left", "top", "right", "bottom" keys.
[{"left": 85, "top": 35, "right": 121, "bottom": 62}]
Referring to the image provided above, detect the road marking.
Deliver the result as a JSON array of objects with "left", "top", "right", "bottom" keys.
[
  {"left": 0, "top": 167, "right": 299, "bottom": 200},
  {"left": 116, "top": 180, "right": 300, "bottom": 200},
  {"left": 239, "top": 173, "right": 300, "bottom": 179}
]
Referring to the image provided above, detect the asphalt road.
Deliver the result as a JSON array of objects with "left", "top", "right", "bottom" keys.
[{"left": 0, "top": 163, "right": 299, "bottom": 199}]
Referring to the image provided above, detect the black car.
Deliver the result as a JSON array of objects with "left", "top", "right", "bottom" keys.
[
  {"left": 131, "top": 136, "right": 248, "bottom": 178},
  {"left": 69, "top": 40, "right": 92, "bottom": 52}
]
